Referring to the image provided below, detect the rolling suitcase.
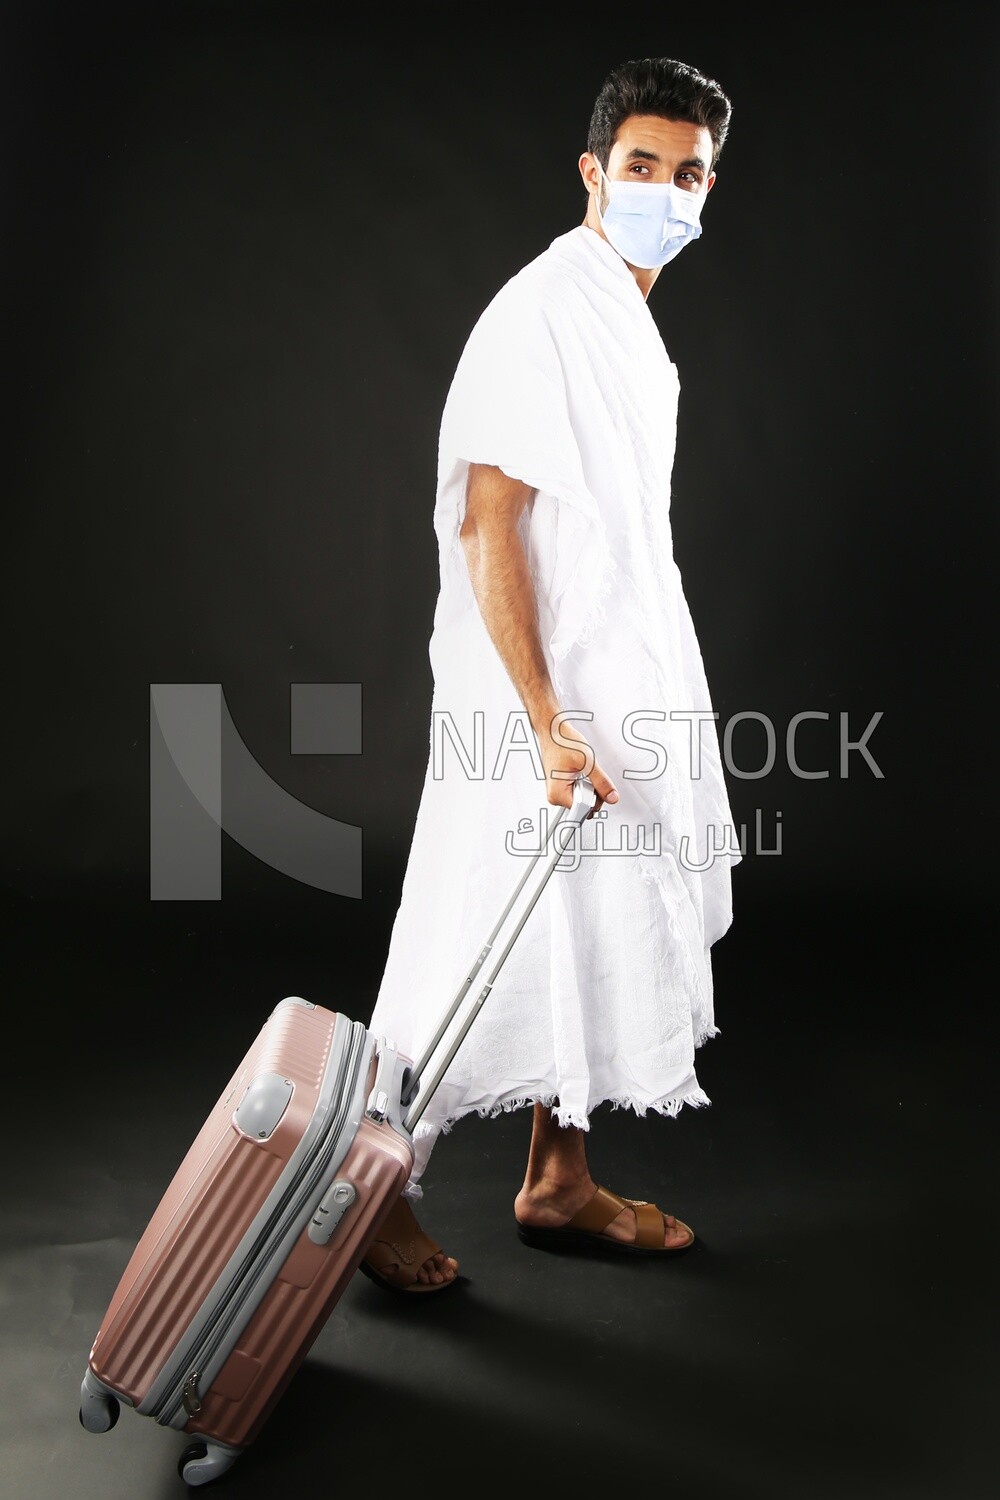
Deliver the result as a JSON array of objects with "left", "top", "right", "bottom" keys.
[{"left": 79, "top": 774, "right": 599, "bottom": 1487}]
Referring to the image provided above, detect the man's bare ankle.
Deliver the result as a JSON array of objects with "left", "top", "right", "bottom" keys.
[{"left": 520, "top": 1169, "right": 594, "bottom": 1200}]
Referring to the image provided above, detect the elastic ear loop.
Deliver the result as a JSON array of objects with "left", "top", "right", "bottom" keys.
[{"left": 593, "top": 156, "right": 611, "bottom": 227}]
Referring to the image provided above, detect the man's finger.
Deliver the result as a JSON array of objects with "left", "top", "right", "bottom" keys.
[
  {"left": 587, "top": 767, "right": 620, "bottom": 819},
  {"left": 546, "top": 772, "right": 576, "bottom": 809}
]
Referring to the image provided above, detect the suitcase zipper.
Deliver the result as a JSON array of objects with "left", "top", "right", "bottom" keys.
[{"left": 147, "top": 1019, "right": 369, "bottom": 1427}]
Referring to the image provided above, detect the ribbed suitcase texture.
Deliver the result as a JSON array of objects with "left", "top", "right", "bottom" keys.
[{"left": 81, "top": 998, "right": 414, "bottom": 1484}]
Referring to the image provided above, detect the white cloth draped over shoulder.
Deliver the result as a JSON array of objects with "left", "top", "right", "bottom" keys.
[{"left": 368, "top": 224, "right": 741, "bottom": 1198}]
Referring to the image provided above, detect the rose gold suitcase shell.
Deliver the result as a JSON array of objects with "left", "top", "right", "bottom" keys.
[{"left": 81, "top": 997, "right": 413, "bottom": 1482}]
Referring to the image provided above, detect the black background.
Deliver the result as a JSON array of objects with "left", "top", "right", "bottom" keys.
[{"left": 2, "top": 4, "right": 998, "bottom": 1498}]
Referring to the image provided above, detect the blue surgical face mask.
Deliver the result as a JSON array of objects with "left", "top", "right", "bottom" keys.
[{"left": 594, "top": 158, "right": 706, "bottom": 270}]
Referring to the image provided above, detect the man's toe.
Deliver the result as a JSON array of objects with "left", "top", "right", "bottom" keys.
[
  {"left": 413, "top": 1251, "right": 459, "bottom": 1285},
  {"left": 664, "top": 1214, "right": 694, "bottom": 1249}
]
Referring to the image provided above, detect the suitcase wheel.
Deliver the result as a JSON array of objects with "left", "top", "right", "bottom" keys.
[
  {"left": 178, "top": 1440, "right": 240, "bottom": 1487},
  {"left": 78, "top": 1381, "right": 120, "bottom": 1434}
]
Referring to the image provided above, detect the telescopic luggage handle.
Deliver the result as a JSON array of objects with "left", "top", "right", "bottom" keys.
[{"left": 400, "top": 774, "right": 599, "bottom": 1131}]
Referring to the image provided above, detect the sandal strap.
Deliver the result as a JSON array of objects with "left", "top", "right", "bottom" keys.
[
  {"left": 564, "top": 1184, "right": 630, "bottom": 1234},
  {"left": 549, "top": 1184, "right": 674, "bottom": 1250},
  {"left": 363, "top": 1195, "right": 442, "bottom": 1288},
  {"left": 364, "top": 1229, "right": 441, "bottom": 1286},
  {"left": 631, "top": 1200, "right": 665, "bottom": 1249}
]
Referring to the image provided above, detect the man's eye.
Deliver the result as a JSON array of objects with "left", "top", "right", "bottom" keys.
[{"left": 629, "top": 163, "right": 650, "bottom": 175}]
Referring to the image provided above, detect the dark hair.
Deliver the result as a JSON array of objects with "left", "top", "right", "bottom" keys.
[{"left": 587, "top": 56, "right": 732, "bottom": 170}]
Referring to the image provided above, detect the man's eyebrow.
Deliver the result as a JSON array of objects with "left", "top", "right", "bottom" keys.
[{"left": 623, "top": 148, "right": 708, "bottom": 172}]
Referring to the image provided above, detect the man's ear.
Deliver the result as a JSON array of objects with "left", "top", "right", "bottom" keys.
[
  {"left": 705, "top": 170, "right": 717, "bottom": 194},
  {"left": 578, "top": 151, "right": 601, "bottom": 195}
]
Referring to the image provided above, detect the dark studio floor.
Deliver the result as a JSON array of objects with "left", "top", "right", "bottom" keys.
[{"left": 1, "top": 879, "right": 995, "bottom": 1500}]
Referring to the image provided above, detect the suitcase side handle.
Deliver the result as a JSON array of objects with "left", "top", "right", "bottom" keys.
[{"left": 400, "top": 774, "right": 599, "bottom": 1132}]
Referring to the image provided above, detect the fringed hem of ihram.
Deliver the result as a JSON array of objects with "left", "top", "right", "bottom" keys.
[{"left": 400, "top": 1066, "right": 716, "bottom": 1202}]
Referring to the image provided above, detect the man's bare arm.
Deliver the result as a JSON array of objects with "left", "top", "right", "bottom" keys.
[{"left": 459, "top": 462, "right": 619, "bottom": 812}]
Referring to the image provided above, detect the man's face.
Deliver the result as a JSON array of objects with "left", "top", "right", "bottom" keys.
[{"left": 583, "top": 113, "right": 716, "bottom": 213}]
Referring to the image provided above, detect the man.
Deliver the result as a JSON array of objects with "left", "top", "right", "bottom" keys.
[{"left": 359, "top": 57, "right": 741, "bottom": 1292}]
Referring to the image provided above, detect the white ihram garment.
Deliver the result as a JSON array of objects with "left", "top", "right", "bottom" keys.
[{"left": 368, "top": 224, "right": 741, "bottom": 1199}]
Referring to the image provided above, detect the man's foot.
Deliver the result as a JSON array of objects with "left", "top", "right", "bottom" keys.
[
  {"left": 514, "top": 1175, "right": 694, "bottom": 1250},
  {"left": 360, "top": 1193, "right": 460, "bottom": 1293}
]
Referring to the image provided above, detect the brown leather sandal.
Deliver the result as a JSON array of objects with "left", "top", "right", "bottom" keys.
[
  {"left": 515, "top": 1183, "right": 695, "bottom": 1257},
  {"left": 358, "top": 1193, "right": 461, "bottom": 1294}
]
